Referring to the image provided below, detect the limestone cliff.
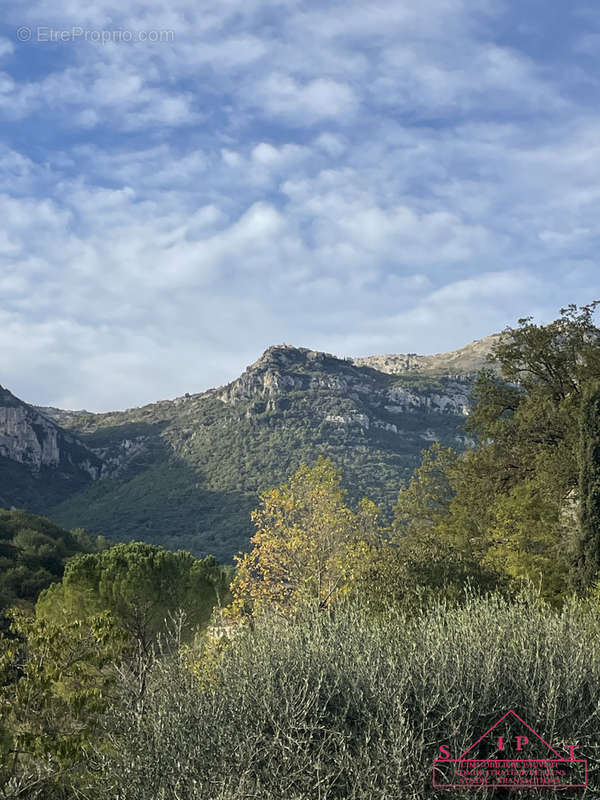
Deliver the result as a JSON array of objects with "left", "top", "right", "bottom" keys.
[
  {"left": 352, "top": 334, "right": 502, "bottom": 377},
  {"left": 0, "top": 385, "right": 103, "bottom": 512}
]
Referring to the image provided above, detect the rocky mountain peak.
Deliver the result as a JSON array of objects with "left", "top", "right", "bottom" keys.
[
  {"left": 218, "top": 345, "right": 362, "bottom": 406},
  {"left": 251, "top": 344, "right": 337, "bottom": 370}
]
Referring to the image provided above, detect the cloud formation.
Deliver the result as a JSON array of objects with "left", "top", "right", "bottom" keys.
[{"left": 0, "top": 0, "right": 598, "bottom": 410}]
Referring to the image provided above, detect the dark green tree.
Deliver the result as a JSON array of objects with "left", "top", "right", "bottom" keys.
[
  {"left": 574, "top": 381, "right": 600, "bottom": 588},
  {"left": 488, "top": 301, "right": 600, "bottom": 403}
]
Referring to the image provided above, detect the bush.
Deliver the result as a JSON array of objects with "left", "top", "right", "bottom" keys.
[{"left": 91, "top": 590, "right": 600, "bottom": 799}]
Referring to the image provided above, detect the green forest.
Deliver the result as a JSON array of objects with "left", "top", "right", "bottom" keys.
[{"left": 2, "top": 303, "right": 600, "bottom": 798}]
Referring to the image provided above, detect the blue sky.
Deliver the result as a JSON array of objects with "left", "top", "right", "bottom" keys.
[{"left": 1, "top": 0, "right": 599, "bottom": 411}]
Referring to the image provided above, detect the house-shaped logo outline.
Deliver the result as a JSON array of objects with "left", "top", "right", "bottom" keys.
[{"left": 457, "top": 709, "right": 565, "bottom": 761}]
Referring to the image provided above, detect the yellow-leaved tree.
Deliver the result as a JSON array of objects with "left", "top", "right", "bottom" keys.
[{"left": 228, "top": 457, "right": 381, "bottom": 620}]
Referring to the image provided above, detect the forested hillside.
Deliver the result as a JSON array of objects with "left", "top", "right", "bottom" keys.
[
  {"left": 0, "top": 508, "right": 106, "bottom": 619},
  {"left": 41, "top": 346, "right": 475, "bottom": 560}
]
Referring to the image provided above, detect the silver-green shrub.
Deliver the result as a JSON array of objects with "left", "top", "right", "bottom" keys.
[{"left": 92, "top": 590, "right": 600, "bottom": 800}]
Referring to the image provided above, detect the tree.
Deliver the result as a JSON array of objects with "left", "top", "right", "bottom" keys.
[
  {"left": 389, "top": 304, "right": 600, "bottom": 601},
  {"left": 574, "top": 381, "right": 600, "bottom": 589},
  {"left": 463, "top": 303, "right": 600, "bottom": 497},
  {"left": 482, "top": 478, "right": 568, "bottom": 597},
  {"left": 229, "top": 458, "right": 381, "bottom": 619},
  {"left": 488, "top": 301, "right": 600, "bottom": 403},
  {"left": 391, "top": 443, "right": 500, "bottom": 601},
  {"left": 452, "top": 304, "right": 600, "bottom": 596},
  {"left": 394, "top": 442, "right": 457, "bottom": 535},
  {"left": 0, "top": 607, "right": 125, "bottom": 796},
  {"left": 37, "top": 542, "right": 229, "bottom": 699}
]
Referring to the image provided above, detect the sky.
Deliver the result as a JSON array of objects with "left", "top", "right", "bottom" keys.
[{"left": 1, "top": 0, "right": 599, "bottom": 411}]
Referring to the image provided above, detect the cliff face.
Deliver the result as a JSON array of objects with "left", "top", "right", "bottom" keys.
[
  {"left": 217, "top": 346, "right": 355, "bottom": 404},
  {"left": 0, "top": 404, "right": 62, "bottom": 469},
  {"left": 0, "top": 386, "right": 103, "bottom": 512}
]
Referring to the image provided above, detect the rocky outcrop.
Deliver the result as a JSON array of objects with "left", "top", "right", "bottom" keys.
[
  {"left": 91, "top": 437, "right": 150, "bottom": 477},
  {"left": 36, "top": 406, "right": 90, "bottom": 426},
  {"left": 217, "top": 345, "right": 340, "bottom": 404},
  {"left": 0, "top": 386, "right": 103, "bottom": 478},
  {"left": 0, "top": 405, "right": 62, "bottom": 469},
  {"left": 352, "top": 334, "right": 502, "bottom": 376},
  {"left": 383, "top": 383, "right": 470, "bottom": 415},
  {"left": 218, "top": 345, "right": 473, "bottom": 427}
]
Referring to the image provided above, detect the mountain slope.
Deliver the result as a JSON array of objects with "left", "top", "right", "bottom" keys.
[
  {"left": 0, "top": 386, "right": 103, "bottom": 512},
  {"left": 42, "top": 344, "right": 478, "bottom": 561}
]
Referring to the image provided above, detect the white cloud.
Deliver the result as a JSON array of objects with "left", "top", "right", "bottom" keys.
[
  {"left": 253, "top": 74, "right": 359, "bottom": 122},
  {"left": 0, "top": 38, "right": 14, "bottom": 59},
  {"left": 314, "top": 133, "right": 347, "bottom": 158}
]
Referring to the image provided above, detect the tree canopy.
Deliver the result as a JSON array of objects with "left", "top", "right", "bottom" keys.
[
  {"left": 390, "top": 302, "right": 600, "bottom": 602},
  {"left": 37, "top": 541, "right": 229, "bottom": 643},
  {"left": 229, "top": 457, "right": 382, "bottom": 618}
]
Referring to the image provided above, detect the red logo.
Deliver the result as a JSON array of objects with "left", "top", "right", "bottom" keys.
[{"left": 433, "top": 710, "right": 587, "bottom": 788}]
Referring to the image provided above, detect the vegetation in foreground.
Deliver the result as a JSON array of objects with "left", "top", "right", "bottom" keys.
[{"left": 91, "top": 594, "right": 600, "bottom": 800}]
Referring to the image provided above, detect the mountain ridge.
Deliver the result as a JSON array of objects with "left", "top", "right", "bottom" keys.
[
  {"left": 1, "top": 335, "right": 498, "bottom": 560},
  {"left": 35, "top": 334, "right": 499, "bottom": 420},
  {"left": 351, "top": 333, "right": 502, "bottom": 376}
]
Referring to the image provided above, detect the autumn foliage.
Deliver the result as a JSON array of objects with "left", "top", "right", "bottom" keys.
[{"left": 229, "top": 457, "right": 381, "bottom": 619}]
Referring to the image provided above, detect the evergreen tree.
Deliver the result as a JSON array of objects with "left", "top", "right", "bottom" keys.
[
  {"left": 37, "top": 542, "right": 229, "bottom": 699},
  {"left": 574, "top": 381, "right": 600, "bottom": 588}
]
